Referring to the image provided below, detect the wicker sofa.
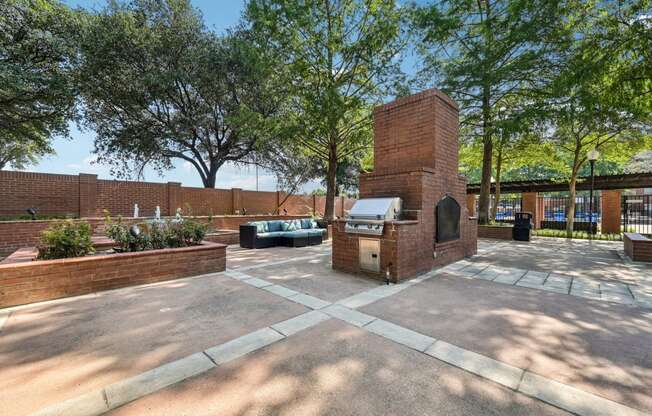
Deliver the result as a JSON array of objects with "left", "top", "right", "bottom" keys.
[{"left": 240, "top": 218, "right": 327, "bottom": 249}]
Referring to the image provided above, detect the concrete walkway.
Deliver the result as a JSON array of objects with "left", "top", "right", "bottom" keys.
[{"left": 1, "top": 239, "right": 650, "bottom": 416}]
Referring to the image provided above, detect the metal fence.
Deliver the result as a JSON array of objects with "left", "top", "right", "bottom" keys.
[
  {"left": 622, "top": 194, "right": 652, "bottom": 235},
  {"left": 540, "top": 196, "right": 600, "bottom": 232},
  {"left": 492, "top": 196, "right": 522, "bottom": 223},
  {"left": 473, "top": 196, "right": 522, "bottom": 223}
]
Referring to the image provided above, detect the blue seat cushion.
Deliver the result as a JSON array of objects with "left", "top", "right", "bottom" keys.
[
  {"left": 249, "top": 221, "right": 268, "bottom": 233},
  {"left": 300, "top": 218, "right": 313, "bottom": 229},
  {"left": 281, "top": 220, "right": 299, "bottom": 231},
  {"left": 267, "top": 220, "right": 285, "bottom": 232},
  {"left": 257, "top": 231, "right": 285, "bottom": 238},
  {"left": 281, "top": 229, "right": 323, "bottom": 238}
]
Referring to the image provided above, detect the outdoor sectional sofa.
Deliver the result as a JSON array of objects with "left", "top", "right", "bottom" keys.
[{"left": 240, "top": 218, "right": 327, "bottom": 249}]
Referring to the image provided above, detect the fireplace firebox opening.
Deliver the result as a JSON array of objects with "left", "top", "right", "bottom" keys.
[{"left": 436, "top": 195, "right": 460, "bottom": 243}]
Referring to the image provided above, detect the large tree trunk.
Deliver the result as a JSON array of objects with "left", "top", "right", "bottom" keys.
[
  {"left": 566, "top": 175, "right": 577, "bottom": 237},
  {"left": 324, "top": 145, "right": 338, "bottom": 221},
  {"left": 491, "top": 150, "right": 502, "bottom": 221},
  {"left": 566, "top": 149, "right": 582, "bottom": 237},
  {"left": 478, "top": 138, "right": 493, "bottom": 225},
  {"left": 478, "top": 84, "right": 493, "bottom": 225}
]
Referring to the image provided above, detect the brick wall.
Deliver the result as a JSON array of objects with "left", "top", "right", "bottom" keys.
[
  {"left": 0, "top": 242, "right": 226, "bottom": 308},
  {"left": 477, "top": 225, "right": 513, "bottom": 240},
  {"left": 0, "top": 170, "right": 354, "bottom": 218},
  {"left": 0, "top": 170, "right": 80, "bottom": 216}
]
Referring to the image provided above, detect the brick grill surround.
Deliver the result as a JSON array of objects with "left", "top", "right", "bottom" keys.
[{"left": 332, "top": 88, "right": 478, "bottom": 282}]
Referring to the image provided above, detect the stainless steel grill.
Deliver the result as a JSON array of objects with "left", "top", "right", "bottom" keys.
[{"left": 345, "top": 197, "right": 402, "bottom": 235}]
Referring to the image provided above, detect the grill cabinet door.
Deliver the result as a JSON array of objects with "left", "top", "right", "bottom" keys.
[{"left": 359, "top": 238, "right": 380, "bottom": 272}]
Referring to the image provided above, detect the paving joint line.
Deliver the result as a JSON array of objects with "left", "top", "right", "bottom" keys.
[{"left": 202, "top": 351, "right": 218, "bottom": 367}]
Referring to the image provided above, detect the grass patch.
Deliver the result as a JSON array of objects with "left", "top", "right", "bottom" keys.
[{"left": 533, "top": 228, "right": 622, "bottom": 241}]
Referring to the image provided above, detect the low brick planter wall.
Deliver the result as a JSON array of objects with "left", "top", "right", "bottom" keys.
[
  {"left": 0, "top": 214, "right": 308, "bottom": 258},
  {"left": 624, "top": 232, "right": 652, "bottom": 262},
  {"left": 204, "top": 230, "right": 240, "bottom": 245},
  {"left": 477, "top": 225, "right": 513, "bottom": 240},
  {"left": 0, "top": 242, "right": 226, "bottom": 308}
]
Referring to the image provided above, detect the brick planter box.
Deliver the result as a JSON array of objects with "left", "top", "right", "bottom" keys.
[
  {"left": 0, "top": 214, "right": 307, "bottom": 258},
  {"left": 204, "top": 230, "right": 240, "bottom": 245},
  {"left": 0, "top": 242, "right": 226, "bottom": 308},
  {"left": 477, "top": 225, "right": 513, "bottom": 240},
  {"left": 624, "top": 232, "right": 652, "bottom": 262}
]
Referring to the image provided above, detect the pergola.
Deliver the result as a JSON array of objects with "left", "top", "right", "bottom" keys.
[{"left": 466, "top": 172, "right": 652, "bottom": 194}]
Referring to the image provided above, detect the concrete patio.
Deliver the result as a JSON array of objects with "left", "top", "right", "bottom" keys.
[{"left": 0, "top": 238, "right": 650, "bottom": 416}]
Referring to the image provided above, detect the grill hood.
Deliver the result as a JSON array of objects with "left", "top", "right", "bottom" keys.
[
  {"left": 348, "top": 197, "right": 402, "bottom": 220},
  {"left": 345, "top": 197, "right": 402, "bottom": 235}
]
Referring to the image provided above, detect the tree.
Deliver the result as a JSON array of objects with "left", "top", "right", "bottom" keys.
[
  {"left": 255, "top": 136, "right": 322, "bottom": 212},
  {"left": 77, "top": 0, "right": 285, "bottom": 187},
  {"left": 625, "top": 150, "right": 652, "bottom": 174},
  {"left": 540, "top": 1, "right": 651, "bottom": 236},
  {"left": 246, "top": 0, "right": 405, "bottom": 220},
  {"left": 412, "top": 0, "right": 570, "bottom": 224},
  {"left": 0, "top": 0, "right": 78, "bottom": 169}
]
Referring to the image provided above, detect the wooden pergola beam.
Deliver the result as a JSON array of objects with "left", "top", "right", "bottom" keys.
[{"left": 466, "top": 173, "right": 652, "bottom": 194}]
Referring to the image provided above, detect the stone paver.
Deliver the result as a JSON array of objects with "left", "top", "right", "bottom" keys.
[
  {"left": 364, "top": 319, "right": 436, "bottom": 352},
  {"left": 244, "top": 254, "right": 381, "bottom": 302},
  {"left": 425, "top": 340, "right": 524, "bottom": 390},
  {"left": 321, "top": 304, "right": 376, "bottom": 327},
  {"left": 104, "top": 352, "right": 215, "bottom": 409},
  {"left": 241, "top": 277, "right": 273, "bottom": 288},
  {"left": 286, "top": 292, "right": 331, "bottom": 310},
  {"left": 261, "top": 284, "right": 300, "bottom": 299},
  {"left": 519, "top": 371, "right": 648, "bottom": 416},
  {"left": 204, "top": 327, "right": 285, "bottom": 365},
  {"left": 270, "top": 311, "right": 330, "bottom": 336}
]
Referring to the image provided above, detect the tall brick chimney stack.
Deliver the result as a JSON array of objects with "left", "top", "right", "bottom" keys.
[{"left": 332, "top": 88, "right": 477, "bottom": 281}]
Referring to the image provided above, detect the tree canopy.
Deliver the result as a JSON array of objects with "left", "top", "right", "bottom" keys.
[
  {"left": 0, "top": 0, "right": 79, "bottom": 169},
  {"left": 77, "top": 0, "right": 286, "bottom": 187},
  {"left": 246, "top": 0, "right": 406, "bottom": 219}
]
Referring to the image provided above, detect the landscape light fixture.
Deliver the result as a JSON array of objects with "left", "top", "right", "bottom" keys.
[
  {"left": 26, "top": 208, "right": 37, "bottom": 220},
  {"left": 587, "top": 149, "right": 600, "bottom": 238}
]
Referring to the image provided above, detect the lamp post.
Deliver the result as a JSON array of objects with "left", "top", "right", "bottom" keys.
[{"left": 587, "top": 148, "right": 600, "bottom": 238}]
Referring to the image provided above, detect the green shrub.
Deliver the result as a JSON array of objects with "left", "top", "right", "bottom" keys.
[
  {"left": 103, "top": 215, "right": 207, "bottom": 253},
  {"left": 38, "top": 221, "right": 95, "bottom": 260},
  {"left": 532, "top": 228, "right": 622, "bottom": 241},
  {"left": 181, "top": 220, "right": 207, "bottom": 245}
]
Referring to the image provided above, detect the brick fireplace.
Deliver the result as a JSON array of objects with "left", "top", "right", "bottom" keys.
[{"left": 332, "top": 89, "right": 477, "bottom": 282}]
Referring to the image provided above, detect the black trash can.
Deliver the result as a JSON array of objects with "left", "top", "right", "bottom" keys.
[{"left": 513, "top": 212, "right": 533, "bottom": 241}]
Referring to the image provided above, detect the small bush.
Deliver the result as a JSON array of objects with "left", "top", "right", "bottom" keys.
[
  {"left": 532, "top": 228, "right": 622, "bottom": 241},
  {"left": 38, "top": 221, "right": 95, "bottom": 260},
  {"left": 103, "top": 214, "right": 207, "bottom": 252}
]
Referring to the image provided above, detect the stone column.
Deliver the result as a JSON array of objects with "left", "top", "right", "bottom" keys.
[
  {"left": 79, "top": 173, "right": 98, "bottom": 218},
  {"left": 601, "top": 190, "right": 622, "bottom": 234},
  {"left": 466, "top": 194, "right": 476, "bottom": 217},
  {"left": 167, "top": 182, "right": 181, "bottom": 216}
]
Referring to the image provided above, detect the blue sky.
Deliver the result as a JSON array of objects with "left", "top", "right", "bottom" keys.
[{"left": 32, "top": 0, "right": 419, "bottom": 191}]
